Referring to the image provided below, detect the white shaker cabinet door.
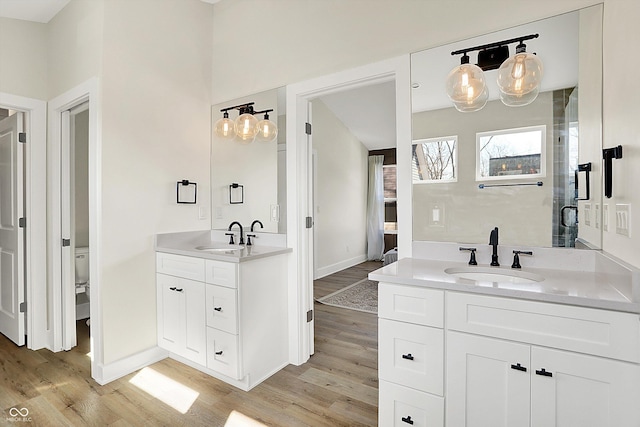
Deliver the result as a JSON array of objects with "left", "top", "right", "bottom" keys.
[
  {"left": 157, "top": 273, "right": 206, "bottom": 365},
  {"left": 446, "top": 331, "right": 530, "bottom": 427},
  {"left": 531, "top": 346, "right": 640, "bottom": 427}
]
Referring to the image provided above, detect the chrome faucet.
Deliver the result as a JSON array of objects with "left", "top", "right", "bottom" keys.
[
  {"left": 227, "top": 221, "right": 244, "bottom": 245},
  {"left": 489, "top": 227, "right": 500, "bottom": 266}
]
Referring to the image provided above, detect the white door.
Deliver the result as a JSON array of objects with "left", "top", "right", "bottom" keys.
[
  {"left": 531, "top": 346, "right": 640, "bottom": 427},
  {"left": 0, "top": 112, "right": 25, "bottom": 346},
  {"left": 447, "top": 331, "right": 531, "bottom": 427}
]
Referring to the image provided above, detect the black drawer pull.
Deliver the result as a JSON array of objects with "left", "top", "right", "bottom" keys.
[
  {"left": 511, "top": 363, "right": 527, "bottom": 372},
  {"left": 175, "top": 288, "right": 183, "bottom": 292},
  {"left": 214, "top": 307, "right": 222, "bottom": 312},
  {"left": 215, "top": 351, "right": 223, "bottom": 355},
  {"left": 401, "top": 415, "right": 414, "bottom": 425},
  {"left": 169, "top": 287, "right": 176, "bottom": 291},
  {"left": 536, "top": 368, "right": 553, "bottom": 377},
  {"left": 402, "top": 353, "right": 414, "bottom": 361}
]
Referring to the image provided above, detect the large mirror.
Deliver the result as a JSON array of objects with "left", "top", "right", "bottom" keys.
[
  {"left": 411, "top": 5, "right": 603, "bottom": 249},
  {"left": 211, "top": 87, "right": 286, "bottom": 233}
]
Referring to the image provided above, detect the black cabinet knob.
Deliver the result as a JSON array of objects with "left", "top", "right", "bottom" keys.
[
  {"left": 214, "top": 307, "right": 222, "bottom": 312},
  {"left": 401, "top": 415, "right": 414, "bottom": 425},
  {"left": 215, "top": 351, "right": 223, "bottom": 356},
  {"left": 402, "top": 353, "right": 414, "bottom": 361}
]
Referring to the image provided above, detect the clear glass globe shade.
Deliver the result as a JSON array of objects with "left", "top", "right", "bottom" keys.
[
  {"left": 452, "top": 84, "right": 489, "bottom": 112},
  {"left": 500, "top": 85, "right": 539, "bottom": 107},
  {"left": 445, "top": 63, "right": 487, "bottom": 104},
  {"left": 235, "top": 113, "right": 259, "bottom": 142},
  {"left": 497, "top": 52, "right": 543, "bottom": 96},
  {"left": 214, "top": 117, "right": 237, "bottom": 141},
  {"left": 256, "top": 118, "right": 278, "bottom": 142}
]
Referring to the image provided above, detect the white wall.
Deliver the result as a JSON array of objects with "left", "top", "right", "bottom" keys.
[
  {"left": 74, "top": 109, "right": 89, "bottom": 247},
  {"left": 46, "top": 0, "right": 104, "bottom": 100},
  {"left": 99, "top": 0, "right": 213, "bottom": 364},
  {"left": 312, "top": 99, "right": 368, "bottom": 278},
  {"left": 0, "top": 18, "right": 47, "bottom": 100},
  {"left": 211, "top": 0, "right": 594, "bottom": 104},
  {"left": 412, "top": 93, "right": 555, "bottom": 247},
  {"left": 601, "top": 0, "right": 640, "bottom": 267}
]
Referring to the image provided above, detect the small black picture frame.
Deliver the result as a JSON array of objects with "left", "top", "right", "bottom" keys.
[{"left": 177, "top": 180, "right": 197, "bottom": 204}]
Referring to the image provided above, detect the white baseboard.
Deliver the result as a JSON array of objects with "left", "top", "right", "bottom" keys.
[
  {"left": 92, "top": 346, "right": 168, "bottom": 385},
  {"left": 314, "top": 254, "right": 367, "bottom": 280}
]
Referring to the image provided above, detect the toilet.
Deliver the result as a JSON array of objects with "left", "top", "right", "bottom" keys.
[{"left": 75, "top": 247, "right": 90, "bottom": 322}]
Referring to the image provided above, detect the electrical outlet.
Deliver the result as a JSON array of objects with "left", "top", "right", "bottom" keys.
[
  {"left": 616, "top": 204, "right": 631, "bottom": 237},
  {"left": 583, "top": 203, "right": 591, "bottom": 227},
  {"left": 603, "top": 204, "right": 609, "bottom": 232}
]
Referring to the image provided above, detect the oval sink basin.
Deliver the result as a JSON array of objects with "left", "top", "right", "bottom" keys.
[
  {"left": 444, "top": 266, "right": 544, "bottom": 284},
  {"left": 195, "top": 245, "right": 242, "bottom": 253}
]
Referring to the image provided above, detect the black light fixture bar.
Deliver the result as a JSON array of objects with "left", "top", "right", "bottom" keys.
[
  {"left": 220, "top": 102, "right": 255, "bottom": 114},
  {"left": 450, "top": 33, "right": 539, "bottom": 57}
]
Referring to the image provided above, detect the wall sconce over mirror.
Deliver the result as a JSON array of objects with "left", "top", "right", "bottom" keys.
[
  {"left": 446, "top": 33, "right": 543, "bottom": 112},
  {"left": 214, "top": 102, "right": 278, "bottom": 143}
]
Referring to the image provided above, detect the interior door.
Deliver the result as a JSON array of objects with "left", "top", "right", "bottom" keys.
[{"left": 0, "top": 112, "right": 25, "bottom": 346}]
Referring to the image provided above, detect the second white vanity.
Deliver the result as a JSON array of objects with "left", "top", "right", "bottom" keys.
[
  {"left": 155, "top": 230, "right": 291, "bottom": 391},
  {"left": 371, "top": 243, "right": 640, "bottom": 427}
]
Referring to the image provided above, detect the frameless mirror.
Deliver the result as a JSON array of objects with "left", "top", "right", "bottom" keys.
[
  {"left": 411, "top": 5, "right": 603, "bottom": 249},
  {"left": 211, "top": 87, "right": 286, "bottom": 233}
]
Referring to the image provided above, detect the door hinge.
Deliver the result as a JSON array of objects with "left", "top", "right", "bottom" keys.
[
  {"left": 305, "top": 216, "right": 313, "bottom": 229},
  {"left": 306, "top": 309, "right": 313, "bottom": 322},
  {"left": 305, "top": 122, "right": 312, "bottom": 135},
  {"left": 19, "top": 217, "right": 26, "bottom": 228},
  {"left": 19, "top": 302, "right": 26, "bottom": 313},
  {"left": 62, "top": 238, "right": 71, "bottom": 247},
  {"left": 19, "top": 132, "right": 26, "bottom": 143}
]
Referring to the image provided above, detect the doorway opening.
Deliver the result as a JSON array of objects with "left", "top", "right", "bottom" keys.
[{"left": 286, "top": 56, "right": 412, "bottom": 364}]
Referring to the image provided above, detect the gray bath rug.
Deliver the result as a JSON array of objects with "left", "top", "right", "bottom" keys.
[{"left": 316, "top": 279, "right": 378, "bottom": 314}]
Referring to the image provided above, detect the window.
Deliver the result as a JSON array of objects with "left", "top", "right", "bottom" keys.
[
  {"left": 476, "top": 125, "right": 546, "bottom": 181},
  {"left": 412, "top": 136, "right": 457, "bottom": 183}
]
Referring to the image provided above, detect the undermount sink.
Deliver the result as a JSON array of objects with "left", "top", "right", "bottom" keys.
[
  {"left": 445, "top": 266, "right": 544, "bottom": 284},
  {"left": 195, "top": 245, "right": 243, "bottom": 253}
]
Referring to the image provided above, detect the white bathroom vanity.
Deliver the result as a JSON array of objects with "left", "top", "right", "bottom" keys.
[
  {"left": 371, "top": 242, "right": 640, "bottom": 427},
  {"left": 155, "top": 230, "right": 291, "bottom": 391}
]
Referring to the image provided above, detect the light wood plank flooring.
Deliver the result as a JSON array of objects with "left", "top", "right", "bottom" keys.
[{"left": 0, "top": 261, "right": 382, "bottom": 426}]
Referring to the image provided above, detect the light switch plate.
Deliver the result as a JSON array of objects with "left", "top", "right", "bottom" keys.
[
  {"left": 603, "top": 204, "right": 609, "bottom": 232},
  {"left": 583, "top": 203, "right": 591, "bottom": 227},
  {"left": 616, "top": 204, "right": 631, "bottom": 237},
  {"left": 595, "top": 204, "right": 600, "bottom": 229}
]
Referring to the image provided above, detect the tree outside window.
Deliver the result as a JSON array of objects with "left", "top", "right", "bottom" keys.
[{"left": 412, "top": 136, "right": 457, "bottom": 183}]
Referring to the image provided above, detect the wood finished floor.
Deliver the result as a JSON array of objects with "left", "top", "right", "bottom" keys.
[{"left": 0, "top": 261, "right": 382, "bottom": 426}]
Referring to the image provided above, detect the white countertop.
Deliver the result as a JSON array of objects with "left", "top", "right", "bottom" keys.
[
  {"left": 155, "top": 230, "right": 291, "bottom": 263},
  {"left": 369, "top": 257, "right": 640, "bottom": 314}
]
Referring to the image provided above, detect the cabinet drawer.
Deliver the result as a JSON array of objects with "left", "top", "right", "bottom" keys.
[
  {"left": 379, "top": 318, "right": 444, "bottom": 395},
  {"left": 379, "top": 380, "right": 444, "bottom": 427},
  {"left": 205, "top": 259, "right": 237, "bottom": 288},
  {"left": 207, "top": 327, "right": 241, "bottom": 380},
  {"left": 447, "top": 292, "right": 640, "bottom": 363},
  {"left": 156, "top": 252, "right": 205, "bottom": 282},
  {"left": 206, "top": 284, "right": 238, "bottom": 334},
  {"left": 379, "top": 282, "right": 444, "bottom": 327}
]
